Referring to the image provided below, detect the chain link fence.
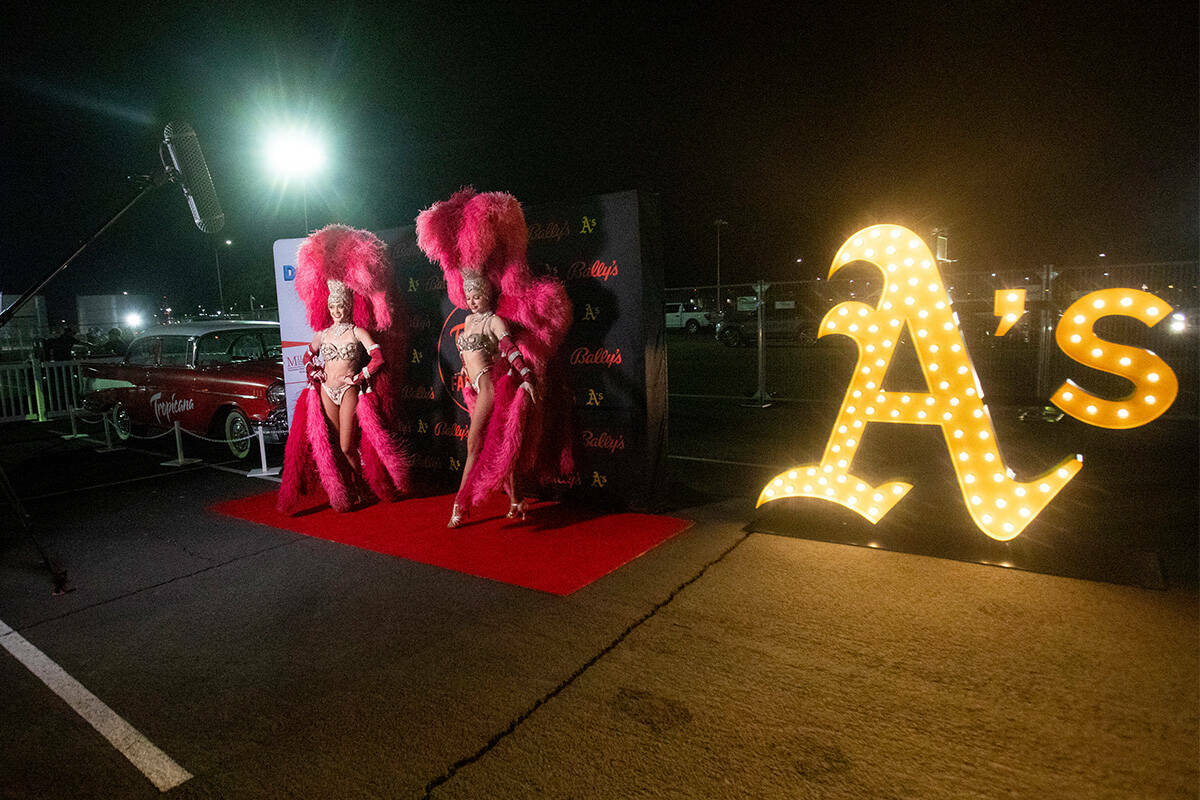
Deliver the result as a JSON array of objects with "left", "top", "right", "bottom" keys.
[{"left": 666, "top": 261, "right": 1198, "bottom": 417}]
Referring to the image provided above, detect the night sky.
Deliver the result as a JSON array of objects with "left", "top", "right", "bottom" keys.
[{"left": 2, "top": 1, "right": 1196, "bottom": 323}]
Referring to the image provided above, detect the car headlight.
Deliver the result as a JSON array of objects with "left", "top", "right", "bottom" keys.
[{"left": 267, "top": 381, "right": 286, "bottom": 406}]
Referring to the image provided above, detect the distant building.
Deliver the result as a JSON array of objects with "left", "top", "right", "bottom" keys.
[
  {"left": 76, "top": 294, "right": 154, "bottom": 337},
  {"left": 0, "top": 293, "right": 49, "bottom": 355}
]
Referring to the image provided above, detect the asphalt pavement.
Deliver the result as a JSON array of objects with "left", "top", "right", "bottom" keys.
[{"left": 0, "top": 399, "right": 1196, "bottom": 799}]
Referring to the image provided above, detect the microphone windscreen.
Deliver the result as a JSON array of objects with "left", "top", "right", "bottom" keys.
[{"left": 163, "top": 121, "right": 225, "bottom": 234}]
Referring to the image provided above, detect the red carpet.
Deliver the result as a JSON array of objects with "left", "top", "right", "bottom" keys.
[{"left": 211, "top": 492, "right": 692, "bottom": 596}]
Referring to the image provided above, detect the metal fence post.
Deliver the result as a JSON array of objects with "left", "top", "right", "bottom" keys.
[
  {"left": 1035, "top": 263, "right": 1055, "bottom": 402},
  {"left": 745, "top": 279, "right": 772, "bottom": 408},
  {"left": 30, "top": 356, "right": 47, "bottom": 422}
]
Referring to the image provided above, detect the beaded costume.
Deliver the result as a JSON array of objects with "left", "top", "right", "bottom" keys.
[
  {"left": 319, "top": 325, "right": 371, "bottom": 404},
  {"left": 456, "top": 311, "right": 500, "bottom": 391}
]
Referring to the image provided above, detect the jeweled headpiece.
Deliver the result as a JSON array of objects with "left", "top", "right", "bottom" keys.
[
  {"left": 461, "top": 270, "right": 493, "bottom": 299},
  {"left": 327, "top": 279, "right": 353, "bottom": 308}
]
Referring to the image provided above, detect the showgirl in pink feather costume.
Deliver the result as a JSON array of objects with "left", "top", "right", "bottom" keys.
[
  {"left": 416, "top": 188, "right": 574, "bottom": 526},
  {"left": 277, "top": 225, "right": 411, "bottom": 514}
]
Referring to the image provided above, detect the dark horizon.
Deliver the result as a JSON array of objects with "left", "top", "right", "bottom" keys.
[{"left": 3, "top": 2, "right": 1196, "bottom": 325}]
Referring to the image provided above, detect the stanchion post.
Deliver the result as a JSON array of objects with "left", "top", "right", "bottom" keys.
[
  {"left": 95, "top": 412, "right": 121, "bottom": 453},
  {"left": 61, "top": 406, "right": 89, "bottom": 440},
  {"left": 160, "top": 421, "right": 201, "bottom": 467},
  {"left": 246, "top": 425, "right": 281, "bottom": 478}
]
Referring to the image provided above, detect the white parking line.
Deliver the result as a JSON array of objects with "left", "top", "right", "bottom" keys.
[{"left": 0, "top": 619, "right": 192, "bottom": 792}]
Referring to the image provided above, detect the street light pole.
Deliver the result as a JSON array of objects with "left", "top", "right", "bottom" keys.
[
  {"left": 302, "top": 180, "right": 309, "bottom": 233},
  {"left": 213, "top": 240, "right": 225, "bottom": 313},
  {"left": 714, "top": 219, "right": 728, "bottom": 311},
  {"left": 213, "top": 238, "right": 231, "bottom": 313}
]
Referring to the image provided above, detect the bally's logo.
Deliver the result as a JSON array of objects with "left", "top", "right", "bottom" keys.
[
  {"left": 438, "top": 308, "right": 471, "bottom": 412},
  {"left": 571, "top": 346, "right": 622, "bottom": 367},
  {"left": 567, "top": 259, "right": 620, "bottom": 281},
  {"left": 527, "top": 221, "right": 571, "bottom": 242},
  {"left": 408, "top": 274, "right": 449, "bottom": 293},
  {"left": 399, "top": 384, "right": 436, "bottom": 400},
  {"left": 582, "top": 430, "right": 625, "bottom": 453},
  {"left": 433, "top": 421, "right": 469, "bottom": 441}
]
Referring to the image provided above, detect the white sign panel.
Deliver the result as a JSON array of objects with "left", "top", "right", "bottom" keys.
[{"left": 272, "top": 238, "right": 310, "bottom": 425}]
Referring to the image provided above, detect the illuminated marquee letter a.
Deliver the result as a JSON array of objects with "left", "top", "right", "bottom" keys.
[{"left": 757, "top": 225, "right": 1082, "bottom": 542}]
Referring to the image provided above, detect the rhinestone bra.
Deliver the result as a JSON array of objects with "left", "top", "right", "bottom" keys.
[
  {"left": 456, "top": 312, "right": 499, "bottom": 355},
  {"left": 321, "top": 340, "right": 363, "bottom": 362},
  {"left": 321, "top": 325, "right": 363, "bottom": 363},
  {"left": 456, "top": 331, "right": 498, "bottom": 354}
]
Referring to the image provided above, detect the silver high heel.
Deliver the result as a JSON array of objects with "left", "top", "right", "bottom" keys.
[
  {"left": 448, "top": 503, "right": 466, "bottom": 528},
  {"left": 506, "top": 500, "right": 528, "bottom": 520}
]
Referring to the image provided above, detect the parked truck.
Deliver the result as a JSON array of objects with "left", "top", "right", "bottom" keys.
[{"left": 664, "top": 302, "right": 712, "bottom": 334}]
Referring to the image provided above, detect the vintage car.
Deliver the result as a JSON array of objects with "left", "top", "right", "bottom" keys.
[{"left": 80, "top": 321, "right": 287, "bottom": 458}]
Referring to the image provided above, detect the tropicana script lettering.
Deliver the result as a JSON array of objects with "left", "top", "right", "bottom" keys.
[
  {"left": 571, "top": 347, "right": 622, "bottom": 367},
  {"left": 150, "top": 392, "right": 195, "bottom": 425}
]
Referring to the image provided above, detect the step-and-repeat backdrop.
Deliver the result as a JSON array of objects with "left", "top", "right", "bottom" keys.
[{"left": 274, "top": 189, "right": 667, "bottom": 510}]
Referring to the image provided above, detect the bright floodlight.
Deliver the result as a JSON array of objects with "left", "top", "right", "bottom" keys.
[
  {"left": 265, "top": 129, "right": 326, "bottom": 177},
  {"left": 125, "top": 312, "right": 143, "bottom": 328}
]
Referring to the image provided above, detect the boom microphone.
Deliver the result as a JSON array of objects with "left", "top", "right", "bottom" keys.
[{"left": 162, "top": 121, "right": 225, "bottom": 234}]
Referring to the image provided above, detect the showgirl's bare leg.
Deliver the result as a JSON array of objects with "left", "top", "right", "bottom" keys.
[
  {"left": 338, "top": 386, "right": 360, "bottom": 473},
  {"left": 450, "top": 374, "right": 494, "bottom": 526}
]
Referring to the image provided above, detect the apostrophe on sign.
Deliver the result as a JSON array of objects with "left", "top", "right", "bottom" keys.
[{"left": 993, "top": 289, "right": 1026, "bottom": 337}]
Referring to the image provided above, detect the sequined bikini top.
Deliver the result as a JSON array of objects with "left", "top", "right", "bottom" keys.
[
  {"left": 321, "top": 326, "right": 363, "bottom": 362},
  {"left": 456, "top": 313, "right": 499, "bottom": 354}
]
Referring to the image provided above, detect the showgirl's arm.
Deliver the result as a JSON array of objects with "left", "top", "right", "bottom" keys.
[
  {"left": 304, "top": 333, "right": 324, "bottom": 384},
  {"left": 490, "top": 315, "right": 536, "bottom": 401},
  {"left": 355, "top": 326, "right": 377, "bottom": 351},
  {"left": 351, "top": 327, "right": 384, "bottom": 385}
]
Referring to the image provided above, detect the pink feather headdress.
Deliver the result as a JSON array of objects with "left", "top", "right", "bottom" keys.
[
  {"left": 295, "top": 224, "right": 394, "bottom": 332},
  {"left": 415, "top": 188, "right": 530, "bottom": 311}
]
